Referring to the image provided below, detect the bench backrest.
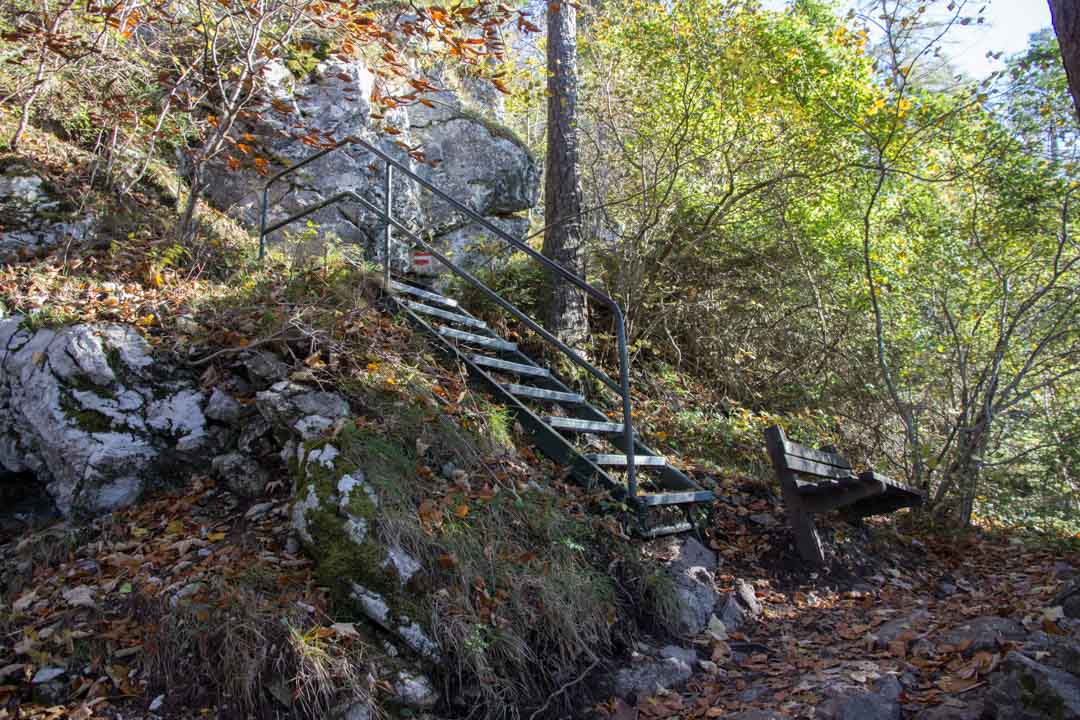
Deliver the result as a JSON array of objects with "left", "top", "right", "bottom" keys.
[{"left": 764, "top": 425, "right": 856, "bottom": 482}]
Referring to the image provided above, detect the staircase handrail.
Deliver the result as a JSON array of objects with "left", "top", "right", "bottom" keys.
[{"left": 257, "top": 137, "right": 639, "bottom": 500}]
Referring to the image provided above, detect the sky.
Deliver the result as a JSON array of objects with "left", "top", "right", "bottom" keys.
[
  {"left": 763, "top": 1, "right": 1055, "bottom": 79},
  {"left": 947, "top": 0, "right": 1053, "bottom": 77}
]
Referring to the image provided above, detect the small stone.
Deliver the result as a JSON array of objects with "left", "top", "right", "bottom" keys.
[
  {"left": 205, "top": 388, "right": 243, "bottom": 424},
  {"left": 212, "top": 452, "right": 270, "bottom": 497},
  {"left": 32, "top": 667, "right": 65, "bottom": 684},
  {"left": 393, "top": 669, "right": 439, "bottom": 709},
  {"left": 611, "top": 656, "right": 693, "bottom": 700},
  {"left": 939, "top": 616, "right": 1026, "bottom": 655},
  {"left": 244, "top": 351, "right": 290, "bottom": 386},
  {"left": 872, "top": 610, "right": 931, "bottom": 650},
  {"left": 659, "top": 645, "right": 697, "bottom": 665},
  {"left": 245, "top": 502, "right": 274, "bottom": 520},
  {"left": 720, "top": 579, "right": 761, "bottom": 633},
  {"left": 339, "top": 701, "right": 371, "bottom": 720},
  {"left": 749, "top": 513, "right": 777, "bottom": 527}
]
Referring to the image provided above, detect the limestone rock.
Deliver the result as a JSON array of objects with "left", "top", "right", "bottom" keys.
[
  {"left": 719, "top": 579, "right": 762, "bottom": 633},
  {"left": 288, "top": 426, "right": 438, "bottom": 660},
  {"left": 200, "top": 58, "right": 538, "bottom": 274},
  {"left": 664, "top": 536, "right": 719, "bottom": 636},
  {"left": 873, "top": 609, "right": 932, "bottom": 650},
  {"left": 1055, "top": 578, "right": 1080, "bottom": 619},
  {"left": 392, "top": 669, "right": 439, "bottom": 709},
  {"left": 611, "top": 656, "right": 693, "bottom": 700},
  {"left": 939, "top": 616, "right": 1027, "bottom": 655},
  {"left": 256, "top": 381, "right": 350, "bottom": 434},
  {"left": 818, "top": 675, "right": 902, "bottom": 720},
  {"left": 987, "top": 651, "right": 1080, "bottom": 720},
  {"left": 0, "top": 319, "right": 208, "bottom": 517},
  {"left": 212, "top": 452, "right": 269, "bottom": 497},
  {"left": 205, "top": 388, "right": 244, "bottom": 424},
  {"left": 0, "top": 169, "right": 97, "bottom": 263}
]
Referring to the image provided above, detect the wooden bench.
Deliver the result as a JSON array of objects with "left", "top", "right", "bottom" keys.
[{"left": 763, "top": 425, "right": 925, "bottom": 565}]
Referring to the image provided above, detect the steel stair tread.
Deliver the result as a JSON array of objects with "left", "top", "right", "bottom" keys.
[
  {"left": 437, "top": 327, "right": 516, "bottom": 351},
  {"left": 503, "top": 383, "right": 585, "bottom": 404},
  {"left": 546, "top": 416, "right": 625, "bottom": 434},
  {"left": 470, "top": 355, "right": 550, "bottom": 378},
  {"left": 635, "top": 489, "right": 715, "bottom": 506},
  {"left": 390, "top": 281, "right": 459, "bottom": 308},
  {"left": 586, "top": 454, "right": 667, "bottom": 467},
  {"left": 405, "top": 301, "right": 487, "bottom": 329}
]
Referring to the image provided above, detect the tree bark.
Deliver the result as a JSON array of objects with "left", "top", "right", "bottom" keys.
[
  {"left": 543, "top": 0, "right": 590, "bottom": 350},
  {"left": 1050, "top": 0, "right": 1080, "bottom": 121}
]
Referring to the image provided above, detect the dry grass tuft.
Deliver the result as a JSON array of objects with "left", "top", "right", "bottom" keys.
[{"left": 142, "top": 578, "right": 377, "bottom": 719}]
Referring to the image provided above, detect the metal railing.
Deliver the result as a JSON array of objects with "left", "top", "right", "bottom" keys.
[{"left": 258, "top": 137, "right": 639, "bottom": 500}]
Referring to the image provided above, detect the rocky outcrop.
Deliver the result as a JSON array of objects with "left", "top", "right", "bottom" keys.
[
  {"left": 0, "top": 319, "right": 208, "bottom": 517},
  {"left": 0, "top": 167, "right": 96, "bottom": 263},
  {"left": 203, "top": 59, "right": 539, "bottom": 274}
]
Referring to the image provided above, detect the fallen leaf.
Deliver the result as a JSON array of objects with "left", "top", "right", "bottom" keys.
[{"left": 62, "top": 585, "right": 96, "bottom": 609}]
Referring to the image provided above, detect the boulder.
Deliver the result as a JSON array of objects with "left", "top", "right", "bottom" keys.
[
  {"left": 873, "top": 610, "right": 932, "bottom": 650},
  {"left": 212, "top": 452, "right": 269, "bottom": 497},
  {"left": 1054, "top": 579, "right": 1080, "bottom": 619},
  {"left": 286, "top": 421, "right": 438, "bottom": 660},
  {"left": 257, "top": 381, "right": 351, "bottom": 437},
  {"left": 664, "top": 536, "right": 719, "bottom": 636},
  {"left": 817, "top": 675, "right": 902, "bottom": 720},
  {"left": 938, "top": 616, "right": 1027, "bottom": 655},
  {"left": 200, "top": 58, "right": 539, "bottom": 275},
  {"left": 205, "top": 388, "right": 244, "bottom": 424},
  {"left": 610, "top": 655, "right": 694, "bottom": 700},
  {"left": 911, "top": 701, "right": 986, "bottom": 720},
  {"left": 0, "top": 319, "right": 208, "bottom": 517},
  {"left": 987, "top": 651, "right": 1080, "bottom": 720}
]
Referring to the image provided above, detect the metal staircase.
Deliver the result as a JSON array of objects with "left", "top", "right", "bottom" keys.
[{"left": 258, "top": 137, "right": 714, "bottom": 537}]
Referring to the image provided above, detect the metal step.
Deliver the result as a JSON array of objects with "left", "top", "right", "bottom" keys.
[
  {"left": 639, "top": 521, "right": 694, "bottom": 538},
  {"left": 390, "top": 281, "right": 459, "bottom": 308},
  {"left": 546, "top": 416, "right": 625, "bottom": 434},
  {"left": 438, "top": 327, "right": 516, "bottom": 351},
  {"left": 586, "top": 454, "right": 667, "bottom": 467},
  {"left": 405, "top": 301, "right": 487, "bottom": 329},
  {"left": 503, "top": 384, "right": 585, "bottom": 404},
  {"left": 470, "top": 355, "right": 551, "bottom": 378},
  {"left": 637, "top": 490, "right": 715, "bottom": 507}
]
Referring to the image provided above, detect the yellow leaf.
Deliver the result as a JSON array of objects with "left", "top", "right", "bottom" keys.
[
  {"left": 454, "top": 504, "right": 470, "bottom": 519},
  {"left": 207, "top": 532, "right": 227, "bottom": 542},
  {"left": 166, "top": 520, "right": 183, "bottom": 534},
  {"left": 136, "top": 314, "right": 156, "bottom": 327}
]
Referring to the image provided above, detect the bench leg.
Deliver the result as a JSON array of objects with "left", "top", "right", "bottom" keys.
[{"left": 783, "top": 488, "right": 825, "bottom": 565}]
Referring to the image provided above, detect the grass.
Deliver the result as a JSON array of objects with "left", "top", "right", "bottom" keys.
[{"left": 142, "top": 577, "right": 378, "bottom": 719}]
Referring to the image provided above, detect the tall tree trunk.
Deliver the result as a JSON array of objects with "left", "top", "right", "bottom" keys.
[
  {"left": 1050, "top": 0, "right": 1080, "bottom": 120},
  {"left": 543, "top": 0, "right": 589, "bottom": 350}
]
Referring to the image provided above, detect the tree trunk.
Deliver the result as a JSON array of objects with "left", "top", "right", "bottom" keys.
[
  {"left": 1050, "top": 0, "right": 1080, "bottom": 120},
  {"left": 543, "top": 0, "right": 589, "bottom": 350}
]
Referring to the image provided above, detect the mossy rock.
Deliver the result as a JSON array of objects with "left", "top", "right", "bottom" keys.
[{"left": 290, "top": 422, "right": 437, "bottom": 657}]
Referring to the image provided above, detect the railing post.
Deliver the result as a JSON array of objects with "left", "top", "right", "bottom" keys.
[
  {"left": 384, "top": 163, "right": 393, "bottom": 289},
  {"left": 614, "top": 307, "right": 636, "bottom": 506},
  {"left": 258, "top": 186, "right": 269, "bottom": 260}
]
